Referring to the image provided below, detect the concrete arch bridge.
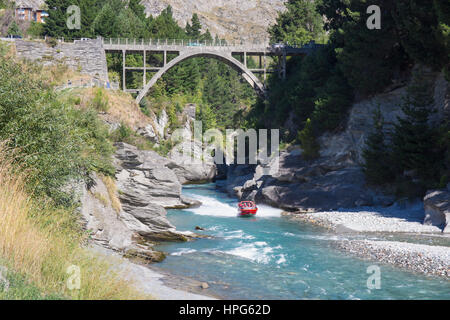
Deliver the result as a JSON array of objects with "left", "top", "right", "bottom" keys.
[{"left": 102, "top": 38, "right": 321, "bottom": 103}]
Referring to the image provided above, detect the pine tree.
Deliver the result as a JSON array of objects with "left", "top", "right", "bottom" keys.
[
  {"left": 298, "top": 118, "right": 320, "bottom": 160},
  {"left": 7, "top": 21, "right": 21, "bottom": 37},
  {"left": 128, "top": 0, "right": 147, "bottom": 21},
  {"left": 197, "top": 104, "right": 217, "bottom": 132},
  {"left": 269, "top": 0, "right": 324, "bottom": 44},
  {"left": 115, "top": 8, "right": 146, "bottom": 38},
  {"left": 92, "top": 3, "right": 119, "bottom": 37},
  {"left": 186, "top": 13, "right": 202, "bottom": 39},
  {"left": 43, "top": 0, "right": 73, "bottom": 38},
  {"left": 392, "top": 72, "right": 439, "bottom": 185},
  {"left": 362, "top": 107, "right": 394, "bottom": 185}
]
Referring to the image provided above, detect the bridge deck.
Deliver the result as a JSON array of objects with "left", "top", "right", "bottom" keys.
[{"left": 102, "top": 39, "right": 320, "bottom": 56}]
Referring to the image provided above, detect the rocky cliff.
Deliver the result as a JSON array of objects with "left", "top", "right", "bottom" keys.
[
  {"left": 79, "top": 140, "right": 216, "bottom": 262},
  {"left": 221, "top": 71, "right": 449, "bottom": 214},
  {"left": 142, "top": 0, "right": 286, "bottom": 42}
]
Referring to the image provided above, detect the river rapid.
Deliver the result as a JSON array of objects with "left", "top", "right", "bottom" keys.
[{"left": 154, "top": 184, "right": 450, "bottom": 299}]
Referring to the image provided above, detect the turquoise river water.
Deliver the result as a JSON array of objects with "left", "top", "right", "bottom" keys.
[{"left": 155, "top": 184, "right": 450, "bottom": 299}]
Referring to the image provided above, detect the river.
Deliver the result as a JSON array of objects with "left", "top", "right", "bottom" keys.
[{"left": 155, "top": 183, "right": 450, "bottom": 299}]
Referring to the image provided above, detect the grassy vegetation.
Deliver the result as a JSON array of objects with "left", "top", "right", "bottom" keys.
[
  {"left": 100, "top": 174, "right": 122, "bottom": 214},
  {"left": 0, "top": 145, "right": 149, "bottom": 299},
  {"left": 0, "top": 41, "right": 153, "bottom": 300}
]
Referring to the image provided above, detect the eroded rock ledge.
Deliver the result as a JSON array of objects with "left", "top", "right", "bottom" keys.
[{"left": 79, "top": 142, "right": 212, "bottom": 263}]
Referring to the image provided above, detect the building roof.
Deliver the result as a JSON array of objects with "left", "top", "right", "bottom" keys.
[{"left": 15, "top": 0, "right": 46, "bottom": 10}]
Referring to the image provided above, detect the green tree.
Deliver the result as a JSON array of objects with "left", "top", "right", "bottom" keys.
[
  {"left": 197, "top": 104, "right": 217, "bottom": 132},
  {"left": 0, "top": 56, "right": 113, "bottom": 205},
  {"left": 392, "top": 0, "right": 448, "bottom": 71},
  {"left": 128, "top": 0, "right": 147, "bottom": 21},
  {"left": 115, "top": 8, "right": 146, "bottom": 38},
  {"left": 7, "top": 21, "right": 21, "bottom": 37},
  {"left": 327, "top": 0, "right": 409, "bottom": 95},
  {"left": 147, "top": 6, "right": 185, "bottom": 39},
  {"left": 91, "top": 3, "right": 119, "bottom": 37},
  {"left": 297, "top": 118, "right": 320, "bottom": 160},
  {"left": 392, "top": 72, "right": 440, "bottom": 186},
  {"left": 43, "top": 0, "right": 72, "bottom": 38},
  {"left": 269, "top": 0, "right": 324, "bottom": 44},
  {"left": 186, "top": 13, "right": 202, "bottom": 39},
  {"left": 362, "top": 107, "right": 394, "bottom": 185}
]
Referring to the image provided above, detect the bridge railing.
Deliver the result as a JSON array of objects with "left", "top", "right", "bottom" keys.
[
  {"left": 102, "top": 38, "right": 273, "bottom": 48},
  {"left": 6, "top": 35, "right": 317, "bottom": 50},
  {"left": 102, "top": 38, "right": 322, "bottom": 51}
]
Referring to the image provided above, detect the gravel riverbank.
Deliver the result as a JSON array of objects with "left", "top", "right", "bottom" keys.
[
  {"left": 283, "top": 205, "right": 450, "bottom": 279},
  {"left": 283, "top": 205, "right": 443, "bottom": 233},
  {"left": 335, "top": 240, "right": 450, "bottom": 278}
]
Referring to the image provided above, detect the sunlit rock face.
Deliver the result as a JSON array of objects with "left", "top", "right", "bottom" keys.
[{"left": 142, "top": 0, "right": 287, "bottom": 42}]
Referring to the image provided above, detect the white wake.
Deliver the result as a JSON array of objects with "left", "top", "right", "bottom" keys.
[{"left": 184, "top": 193, "right": 282, "bottom": 218}]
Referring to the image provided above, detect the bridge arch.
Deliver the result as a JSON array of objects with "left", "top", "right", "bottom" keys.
[{"left": 135, "top": 50, "right": 266, "bottom": 103}]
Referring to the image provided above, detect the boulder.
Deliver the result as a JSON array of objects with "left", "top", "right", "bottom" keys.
[
  {"left": 227, "top": 147, "right": 394, "bottom": 212},
  {"left": 167, "top": 140, "right": 216, "bottom": 184},
  {"left": 113, "top": 142, "right": 194, "bottom": 242},
  {"left": 424, "top": 190, "right": 450, "bottom": 232},
  {"left": 137, "top": 123, "right": 159, "bottom": 143},
  {"left": 78, "top": 173, "right": 174, "bottom": 262}
]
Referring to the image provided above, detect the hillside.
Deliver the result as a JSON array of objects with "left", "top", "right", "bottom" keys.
[{"left": 142, "top": 0, "right": 286, "bottom": 41}]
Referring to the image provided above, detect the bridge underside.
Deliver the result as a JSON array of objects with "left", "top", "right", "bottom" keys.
[{"left": 103, "top": 41, "right": 316, "bottom": 103}]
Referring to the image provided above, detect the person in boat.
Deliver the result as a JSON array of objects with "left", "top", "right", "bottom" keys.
[{"left": 238, "top": 201, "right": 258, "bottom": 216}]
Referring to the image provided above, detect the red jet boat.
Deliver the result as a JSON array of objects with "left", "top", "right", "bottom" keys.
[{"left": 238, "top": 201, "right": 258, "bottom": 217}]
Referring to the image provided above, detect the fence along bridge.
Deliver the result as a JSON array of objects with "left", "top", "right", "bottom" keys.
[{"left": 102, "top": 38, "right": 322, "bottom": 103}]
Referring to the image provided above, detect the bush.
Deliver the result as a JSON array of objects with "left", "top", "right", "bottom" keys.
[
  {"left": 0, "top": 147, "right": 148, "bottom": 299},
  {"left": 362, "top": 107, "right": 394, "bottom": 185},
  {"left": 91, "top": 88, "right": 109, "bottom": 112},
  {"left": 298, "top": 118, "right": 320, "bottom": 160},
  {"left": 0, "top": 57, "right": 114, "bottom": 205}
]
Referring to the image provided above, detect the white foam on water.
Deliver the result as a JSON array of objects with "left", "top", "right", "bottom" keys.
[
  {"left": 184, "top": 194, "right": 237, "bottom": 217},
  {"left": 276, "top": 254, "right": 287, "bottom": 264},
  {"left": 184, "top": 193, "right": 282, "bottom": 218},
  {"left": 171, "top": 248, "right": 197, "bottom": 256},
  {"left": 222, "top": 230, "right": 255, "bottom": 240},
  {"left": 224, "top": 241, "right": 278, "bottom": 264},
  {"left": 256, "top": 204, "right": 283, "bottom": 218}
]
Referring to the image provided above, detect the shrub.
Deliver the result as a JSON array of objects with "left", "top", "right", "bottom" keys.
[
  {"left": 0, "top": 57, "right": 114, "bottom": 206},
  {"left": 0, "top": 146, "right": 149, "bottom": 299},
  {"left": 91, "top": 88, "right": 109, "bottom": 112},
  {"left": 298, "top": 118, "right": 320, "bottom": 160},
  {"left": 362, "top": 107, "right": 394, "bottom": 185}
]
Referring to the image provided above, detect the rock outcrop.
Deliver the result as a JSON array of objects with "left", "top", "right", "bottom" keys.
[
  {"left": 223, "top": 147, "right": 394, "bottom": 212},
  {"left": 142, "top": 0, "right": 286, "bottom": 42},
  {"left": 167, "top": 140, "right": 216, "bottom": 184},
  {"left": 114, "top": 142, "right": 195, "bottom": 210},
  {"left": 221, "top": 71, "right": 449, "bottom": 212},
  {"left": 79, "top": 172, "right": 171, "bottom": 262},
  {"left": 79, "top": 142, "right": 208, "bottom": 263},
  {"left": 424, "top": 187, "right": 450, "bottom": 233}
]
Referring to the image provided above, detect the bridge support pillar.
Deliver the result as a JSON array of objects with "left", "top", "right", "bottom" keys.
[
  {"left": 122, "top": 49, "right": 126, "bottom": 91},
  {"left": 263, "top": 52, "right": 267, "bottom": 84},
  {"left": 143, "top": 50, "right": 146, "bottom": 90},
  {"left": 164, "top": 50, "right": 167, "bottom": 66}
]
